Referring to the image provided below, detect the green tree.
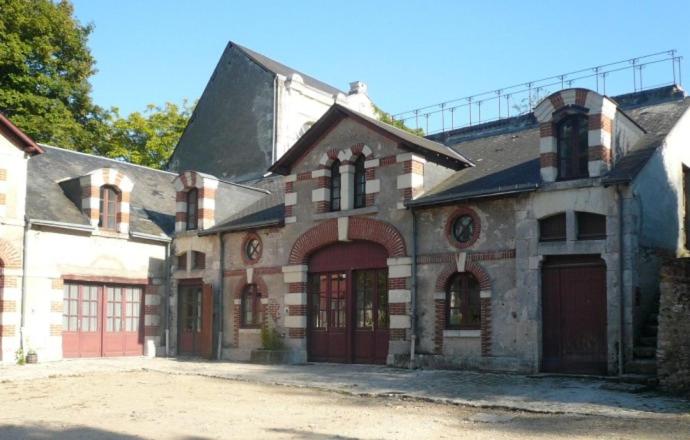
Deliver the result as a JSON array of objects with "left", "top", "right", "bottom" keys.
[
  {"left": 103, "top": 101, "right": 194, "bottom": 169},
  {"left": 373, "top": 105, "right": 425, "bottom": 137},
  {"left": 0, "top": 0, "right": 106, "bottom": 149}
]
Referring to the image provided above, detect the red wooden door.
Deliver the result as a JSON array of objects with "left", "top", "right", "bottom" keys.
[
  {"left": 178, "top": 284, "right": 202, "bottom": 355},
  {"left": 353, "top": 269, "right": 389, "bottom": 364},
  {"left": 307, "top": 241, "right": 389, "bottom": 364},
  {"left": 62, "top": 284, "right": 102, "bottom": 358},
  {"left": 103, "top": 286, "right": 144, "bottom": 356},
  {"left": 542, "top": 256, "right": 607, "bottom": 374}
]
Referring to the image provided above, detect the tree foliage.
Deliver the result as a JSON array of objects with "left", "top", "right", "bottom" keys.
[
  {"left": 102, "top": 101, "right": 194, "bottom": 169},
  {"left": 373, "top": 104, "right": 425, "bottom": 137},
  {"left": 0, "top": 0, "right": 105, "bottom": 150},
  {"left": 0, "top": 0, "right": 192, "bottom": 169}
]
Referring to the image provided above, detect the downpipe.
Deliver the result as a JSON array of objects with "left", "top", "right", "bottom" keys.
[
  {"left": 217, "top": 232, "right": 226, "bottom": 360},
  {"left": 616, "top": 185, "right": 625, "bottom": 376},
  {"left": 164, "top": 241, "right": 171, "bottom": 357},
  {"left": 409, "top": 208, "right": 418, "bottom": 369},
  {"left": 19, "top": 217, "right": 31, "bottom": 352}
]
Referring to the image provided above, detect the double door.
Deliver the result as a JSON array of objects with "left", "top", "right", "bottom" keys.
[
  {"left": 62, "top": 283, "right": 143, "bottom": 358},
  {"left": 307, "top": 269, "right": 389, "bottom": 364}
]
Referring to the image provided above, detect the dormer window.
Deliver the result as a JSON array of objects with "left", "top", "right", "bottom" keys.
[
  {"left": 557, "top": 114, "right": 589, "bottom": 180},
  {"left": 353, "top": 155, "right": 366, "bottom": 209},
  {"left": 99, "top": 185, "right": 119, "bottom": 230},
  {"left": 330, "top": 160, "right": 341, "bottom": 211},
  {"left": 186, "top": 188, "right": 198, "bottom": 230}
]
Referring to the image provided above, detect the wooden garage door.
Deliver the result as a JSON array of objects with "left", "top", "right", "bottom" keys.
[
  {"left": 542, "top": 256, "right": 607, "bottom": 374},
  {"left": 62, "top": 283, "right": 144, "bottom": 358}
]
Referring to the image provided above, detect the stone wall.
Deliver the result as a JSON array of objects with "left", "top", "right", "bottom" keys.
[{"left": 657, "top": 259, "right": 690, "bottom": 397}]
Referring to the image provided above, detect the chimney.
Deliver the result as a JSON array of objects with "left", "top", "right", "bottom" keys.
[{"left": 349, "top": 81, "right": 367, "bottom": 95}]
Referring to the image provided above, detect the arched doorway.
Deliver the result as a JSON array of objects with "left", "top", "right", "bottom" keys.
[{"left": 307, "top": 241, "right": 389, "bottom": 364}]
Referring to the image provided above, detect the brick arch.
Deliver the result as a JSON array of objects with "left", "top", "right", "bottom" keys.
[
  {"left": 318, "top": 143, "right": 374, "bottom": 168},
  {"left": 232, "top": 273, "right": 269, "bottom": 299},
  {"left": 288, "top": 217, "right": 407, "bottom": 264},
  {"left": 434, "top": 259, "right": 491, "bottom": 292},
  {"left": 0, "top": 239, "right": 21, "bottom": 269}
]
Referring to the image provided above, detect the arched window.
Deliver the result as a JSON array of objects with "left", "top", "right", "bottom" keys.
[
  {"left": 446, "top": 273, "right": 481, "bottom": 330},
  {"left": 539, "top": 213, "right": 566, "bottom": 242},
  {"left": 99, "top": 185, "right": 119, "bottom": 230},
  {"left": 556, "top": 114, "right": 589, "bottom": 180},
  {"left": 353, "top": 155, "right": 366, "bottom": 209},
  {"left": 241, "top": 284, "right": 263, "bottom": 328},
  {"left": 186, "top": 188, "right": 198, "bottom": 230},
  {"left": 330, "top": 160, "right": 341, "bottom": 211}
]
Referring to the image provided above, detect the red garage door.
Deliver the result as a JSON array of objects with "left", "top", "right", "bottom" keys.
[{"left": 62, "top": 283, "right": 144, "bottom": 358}]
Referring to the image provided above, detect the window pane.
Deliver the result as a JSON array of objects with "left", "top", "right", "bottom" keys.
[{"left": 539, "top": 213, "right": 566, "bottom": 242}]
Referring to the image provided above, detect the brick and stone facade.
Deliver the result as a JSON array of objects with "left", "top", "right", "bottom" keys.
[
  {"left": 173, "top": 171, "right": 219, "bottom": 231},
  {"left": 80, "top": 167, "right": 135, "bottom": 233}
]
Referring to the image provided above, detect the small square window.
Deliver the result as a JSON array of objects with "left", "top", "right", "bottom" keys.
[
  {"left": 177, "top": 253, "right": 187, "bottom": 270},
  {"left": 191, "top": 251, "right": 205, "bottom": 270},
  {"left": 576, "top": 212, "right": 606, "bottom": 240},
  {"left": 539, "top": 213, "right": 566, "bottom": 242}
]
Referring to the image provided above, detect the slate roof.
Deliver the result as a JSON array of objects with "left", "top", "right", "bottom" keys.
[
  {"left": 233, "top": 43, "right": 342, "bottom": 96},
  {"left": 27, "top": 145, "right": 177, "bottom": 237},
  {"left": 410, "top": 86, "right": 690, "bottom": 207},
  {"left": 269, "top": 104, "right": 473, "bottom": 175},
  {"left": 199, "top": 175, "right": 285, "bottom": 235}
]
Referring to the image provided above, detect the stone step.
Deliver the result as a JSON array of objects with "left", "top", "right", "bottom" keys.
[
  {"left": 626, "top": 359, "right": 657, "bottom": 375},
  {"left": 634, "top": 346, "right": 656, "bottom": 359},
  {"left": 638, "top": 336, "right": 657, "bottom": 347}
]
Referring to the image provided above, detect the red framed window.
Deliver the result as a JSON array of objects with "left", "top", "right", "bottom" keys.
[
  {"left": 99, "top": 185, "right": 119, "bottom": 230},
  {"left": 446, "top": 273, "right": 481, "bottom": 330},
  {"left": 556, "top": 114, "right": 589, "bottom": 180},
  {"left": 353, "top": 155, "right": 366, "bottom": 209},
  {"left": 186, "top": 188, "right": 198, "bottom": 230},
  {"left": 241, "top": 284, "right": 263, "bottom": 328},
  {"left": 330, "top": 160, "right": 341, "bottom": 211}
]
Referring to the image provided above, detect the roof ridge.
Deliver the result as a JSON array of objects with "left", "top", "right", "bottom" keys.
[{"left": 38, "top": 143, "right": 178, "bottom": 177}]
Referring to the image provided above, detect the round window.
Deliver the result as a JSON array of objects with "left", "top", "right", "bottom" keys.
[
  {"left": 245, "top": 237, "right": 262, "bottom": 261},
  {"left": 452, "top": 215, "right": 474, "bottom": 243}
]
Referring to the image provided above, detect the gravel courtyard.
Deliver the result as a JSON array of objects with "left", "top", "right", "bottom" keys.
[{"left": 1, "top": 369, "right": 690, "bottom": 439}]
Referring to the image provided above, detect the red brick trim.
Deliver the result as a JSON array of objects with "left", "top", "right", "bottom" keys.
[
  {"left": 540, "top": 152, "right": 558, "bottom": 168},
  {"left": 0, "top": 239, "right": 21, "bottom": 269},
  {"left": 62, "top": 275, "right": 149, "bottom": 285},
  {"left": 232, "top": 274, "right": 269, "bottom": 299},
  {"left": 417, "top": 249, "right": 515, "bottom": 264},
  {"left": 445, "top": 206, "right": 481, "bottom": 250},
  {"left": 589, "top": 145, "right": 611, "bottom": 163},
  {"left": 435, "top": 261, "right": 491, "bottom": 292},
  {"left": 288, "top": 217, "right": 406, "bottom": 264},
  {"left": 434, "top": 299, "right": 445, "bottom": 353},
  {"left": 481, "top": 298, "right": 492, "bottom": 356}
]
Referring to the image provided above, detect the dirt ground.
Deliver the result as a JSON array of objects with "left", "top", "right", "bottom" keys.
[{"left": 0, "top": 371, "right": 688, "bottom": 440}]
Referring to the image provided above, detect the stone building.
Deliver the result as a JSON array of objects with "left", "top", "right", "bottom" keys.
[{"left": 1, "top": 43, "right": 690, "bottom": 377}]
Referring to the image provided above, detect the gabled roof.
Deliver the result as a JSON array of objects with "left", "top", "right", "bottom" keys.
[
  {"left": 233, "top": 42, "right": 342, "bottom": 96},
  {"left": 269, "top": 104, "right": 474, "bottom": 175},
  {"left": 28, "top": 145, "right": 176, "bottom": 237},
  {"left": 0, "top": 113, "right": 44, "bottom": 155}
]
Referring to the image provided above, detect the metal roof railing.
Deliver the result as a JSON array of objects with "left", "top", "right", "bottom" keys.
[{"left": 392, "top": 50, "right": 683, "bottom": 135}]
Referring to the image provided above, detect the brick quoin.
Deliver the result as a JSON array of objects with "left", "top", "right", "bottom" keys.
[
  {"left": 390, "top": 329, "right": 406, "bottom": 341},
  {"left": 0, "top": 169, "right": 6, "bottom": 180},
  {"left": 575, "top": 89, "right": 588, "bottom": 106},
  {"left": 540, "top": 152, "right": 558, "bottom": 168},
  {"left": 380, "top": 155, "right": 396, "bottom": 166},
  {"left": 49, "top": 324, "right": 62, "bottom": 337},
  {"left": 589, "top": 145, "right": 611, "bottom": 163},
  {"left": 0, "top": 239, "right": 22, "bottom": 268},
  {"left": 388, "top": 277, "right": 407, "bottom": 290},
  {"left": 539, "top": 123, "right": 554, "bottom": 137},
  {"left": 481, "top": 298, "right": 492, "bottom": 356},
  {"left": 288, "top": 328, "right": 305, "bottom": 338},
  {"left": 365, "top": 193, "right": 376, "bottom": 207},
  {"left": 144, "top": 305, "right": 160, "bottom": 314},
  {"left": 0, "top": 300, "right": 16, "bottom": 312},
  {"left": 297, "top": 172, "right": 311, "bottom": 181},
  {"left": 315, "top": 201, "right": 329, "bottom": 214},
  {"left": 288, "top": 217, "right": 406, "bottom": 264},
  {"left": 388, "top": 303, "right": 406, "bottom": 315},
  {"left": 288, "top": 305, "right": 307, "bottom": 316},
  {"left": 549, "top": 93, "right": 565, "bottom": 110},
  {"left": 144, "top": 326, "right": 160, "bottom": 337},
  {"left": 0, "top": 325, "right": 15, "bottom": 337},
  {"left": 288, "top": 282, "right": 306, "bottom": 293}
]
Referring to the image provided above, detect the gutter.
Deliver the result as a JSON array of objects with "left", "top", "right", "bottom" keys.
[
  {"left": 130, "top": 231, "right": 172, "bottom": 243},
  {"left": 29, "top": 219, "right": 95, "bottom": 233},
  {"left": 198, "top": 219, "right": 283, "bottom": 236},
  {"left": 406, "top": 183, "right": 540, "bottom": 209}
]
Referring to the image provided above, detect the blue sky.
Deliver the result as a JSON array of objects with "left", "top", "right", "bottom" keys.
[{"left": 72, "top": 0, "right": 690, "bottom": 122}]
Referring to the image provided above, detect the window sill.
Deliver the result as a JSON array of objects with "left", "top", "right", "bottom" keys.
[
  {"left": 312, "top": 205, "right": 378, "bottom": 220},
  {"left": 444, "top": 329, "right": 480, "bottom": 338},
  {"left": 239, "top": 328, "right": 261, "bottom": 334}
]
